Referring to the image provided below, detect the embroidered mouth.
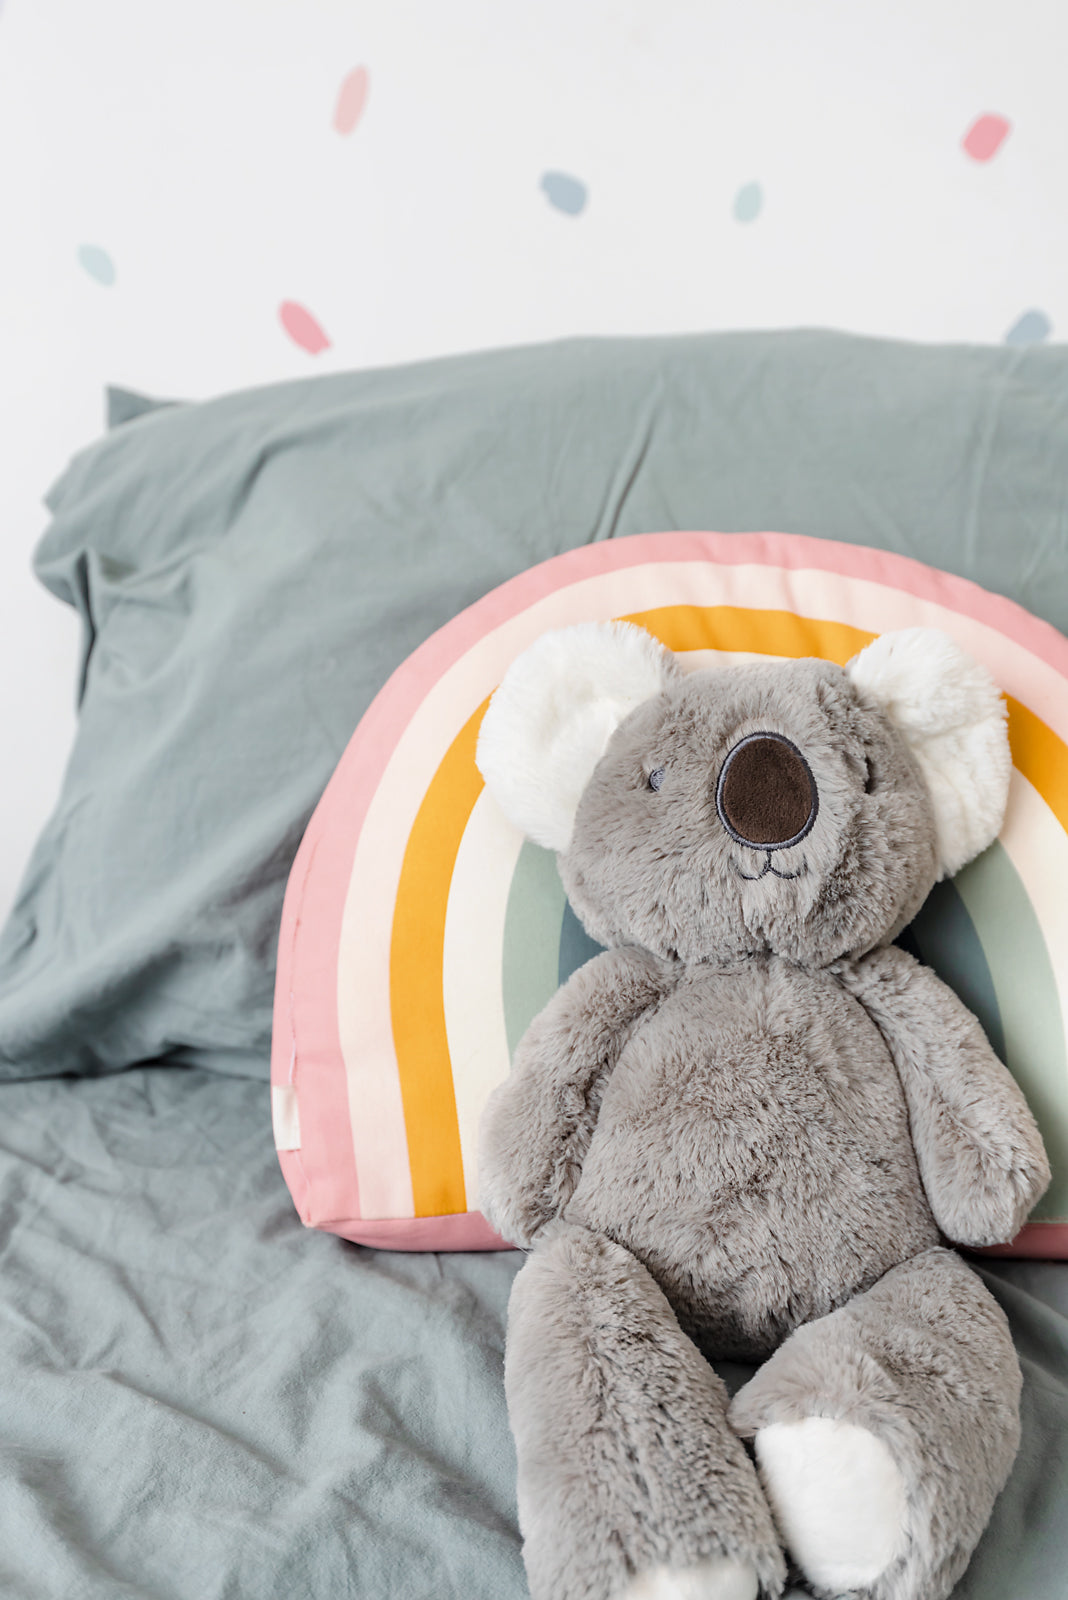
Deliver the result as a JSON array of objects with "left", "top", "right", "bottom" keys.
[{"left": 732, "top": 851, "right": 808, "bottom": 882}]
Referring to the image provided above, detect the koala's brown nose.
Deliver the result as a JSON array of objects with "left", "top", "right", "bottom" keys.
[{"left": 715, "top": 732, "right": 818, "bottom": 850}]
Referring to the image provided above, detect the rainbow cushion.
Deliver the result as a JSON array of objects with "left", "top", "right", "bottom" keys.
[{"left": 270, "top": 531, "right": 1068, "bottom": 1256}]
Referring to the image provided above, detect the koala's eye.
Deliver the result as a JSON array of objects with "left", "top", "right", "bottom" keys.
[
  {"left": 647, "top": 767, "right": 665, "bottom": 792},
  {"left": 864, "top": 755, "right": 878, "bottom": 795}
]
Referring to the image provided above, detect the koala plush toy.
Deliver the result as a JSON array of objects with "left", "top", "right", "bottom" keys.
[{"left": 475, "top": 622, "right": 1051, "bottom": 1600}]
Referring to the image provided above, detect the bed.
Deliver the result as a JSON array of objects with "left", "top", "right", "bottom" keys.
[
  {"left": 2, "top": 333, "right": 1068, "bottom": 1598},
  {"left": 0, "top": 1069, "right": 1065, "bottom": 1599},
  {"left": 3, "top": 7, "right": 1068, "bottom": 1597}
]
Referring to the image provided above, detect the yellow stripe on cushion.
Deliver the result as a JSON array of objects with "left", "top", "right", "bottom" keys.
[
  {"left": 390, "top": 701, "right": 488, "bottom": 1217},
  {"left": 621, "top": 604, "right": 874, "bottom": 665},
  {"left": 1006, "top": 698, "right": 1068, "bottom": 837}
]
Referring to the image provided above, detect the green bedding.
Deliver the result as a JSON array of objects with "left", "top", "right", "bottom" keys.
[
  {"left": 6, "top": 333, "right": 1068, "bottom": 1086},
  {"left": 3, "top": 333, "right": 1068, "bottom": 1595},
  {"left": 0, "top": 1064, "right": 1064, "bottom": 1598},
  {"left": 0, "top": 1068, "right": 522, "bottom": 1599}
]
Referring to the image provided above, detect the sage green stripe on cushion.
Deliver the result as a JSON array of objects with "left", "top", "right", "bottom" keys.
[
  {"left": 502, "top": 843, "right": 606, "bottom": 1059},
  {"left": 558, "top": 900, "right": 604, "bottom": 988},
  {"left": 909, "top": 877, "right": 1006, "bottom": 1064},
  {"left": 502, "top": 841, "right": 568, "bottom": 1058},
  {"left": 954, "top": 842, "right": 1068, "bottom": 1223}
]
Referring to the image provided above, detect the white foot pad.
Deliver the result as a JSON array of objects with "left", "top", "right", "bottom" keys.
[
  {"left": 755, "top": 1417, "right": 908, "bottom": 1591},
  {"left": 622, "top": 1554, "right": 759, "bottom": 1600}
]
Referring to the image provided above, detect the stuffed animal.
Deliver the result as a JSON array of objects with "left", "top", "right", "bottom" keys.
[{"left": 475, "top": 622, "right": 1050, "bottom": 1600}]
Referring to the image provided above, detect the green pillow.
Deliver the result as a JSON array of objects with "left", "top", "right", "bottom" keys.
[{"left": 2, "top": 332, "right": 1067, "bottom": 1079}]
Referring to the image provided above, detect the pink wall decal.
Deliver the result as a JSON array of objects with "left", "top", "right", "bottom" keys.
[
  {"left": 962, "top": 113, "right": 1012, "bottom": 162},
  {"left": 279, "top": 300, "right": 331, "bottom": 355},
  {"left": 334, "top": 66, "right": 370, "bottom": 135}
]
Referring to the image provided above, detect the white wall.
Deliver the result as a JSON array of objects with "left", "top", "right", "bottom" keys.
[{"left": 1, "top": 0, "right": 1065, "bottom": 916}]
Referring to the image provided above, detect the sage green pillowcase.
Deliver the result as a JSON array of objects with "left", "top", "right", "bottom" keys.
[{"left": 2, "top": 332, "right": 1067, "bottom": 1080}]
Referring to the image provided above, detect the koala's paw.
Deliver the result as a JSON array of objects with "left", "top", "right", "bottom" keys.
[
  {"left": 755, "top": 1417, "right": 908, "bottom": 1592},
  {"left": 620, "top": 1555, "right": 759, "bottom": 1600}
]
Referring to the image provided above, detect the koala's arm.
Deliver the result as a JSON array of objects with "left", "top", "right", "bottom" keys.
[
  {"left": 479, "top": 945, "right": 673, "bottom": 1249},
  {"left": 839, "top": 944, "right": 1050, "bottom": 1248}
]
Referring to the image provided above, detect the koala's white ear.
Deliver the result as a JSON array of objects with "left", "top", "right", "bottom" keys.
[
  {"left": 847, "top": 627, "right": 1011, "bottom": 879},
  {"left": 476, "top": 621, "right": 679, "bottom": 852}
]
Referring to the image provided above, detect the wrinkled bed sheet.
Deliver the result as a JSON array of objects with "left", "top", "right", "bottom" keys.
[{"left": 0, "top": 1067, "right": 1065, "bottom": 1599}]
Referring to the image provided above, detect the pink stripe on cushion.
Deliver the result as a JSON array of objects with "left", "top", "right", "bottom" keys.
[
  {"left": 319, "top": 1209, "right": 509, "bottom": 1251},
  {"left": 273, "top": 819, "right": 364, "bottom": 1224},
  {"left": 978, "top": 1222, "right": 1068, "bottom": 1258}
]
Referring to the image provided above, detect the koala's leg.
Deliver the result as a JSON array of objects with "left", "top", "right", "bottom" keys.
[
  {"left": 727, "top": 1247, "right": 1021, "bottom": 1600},
  {"left": 505, "top": 1222, "right": 786, "bottom": 1600}
]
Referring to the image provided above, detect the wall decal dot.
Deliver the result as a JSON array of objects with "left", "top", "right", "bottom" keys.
[
  {"left": 733, "top": 182, "right": 763, "bottom": 223},
  {"left": 1005, "top": 309, "right": 1052, "bottom": 347},
  {"left": 279, "top": 300, "right": 331, "bottom": 355},
  {"left": 962, "top": 113, "right": 1011, "bottom": 162},
  {"left": 334, "top": 66, "right": 370, "bottom": 135},
  {"left": 78, "top": 244, "right": 116, "bottom": 286},
  {"left": 541, "top": 171, "right": 587, "bottom": 216}
]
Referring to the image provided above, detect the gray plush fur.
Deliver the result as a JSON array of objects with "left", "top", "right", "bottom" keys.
[
  {"left": 728, "top": 1247, "right": 1022, "bottom": 1600},
  {"left": 479, "top": 652, "right": 1050, "bottom": 1600},
  {"left": 507, "top": 1222, "right": 786, "bottom": 1600}
]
